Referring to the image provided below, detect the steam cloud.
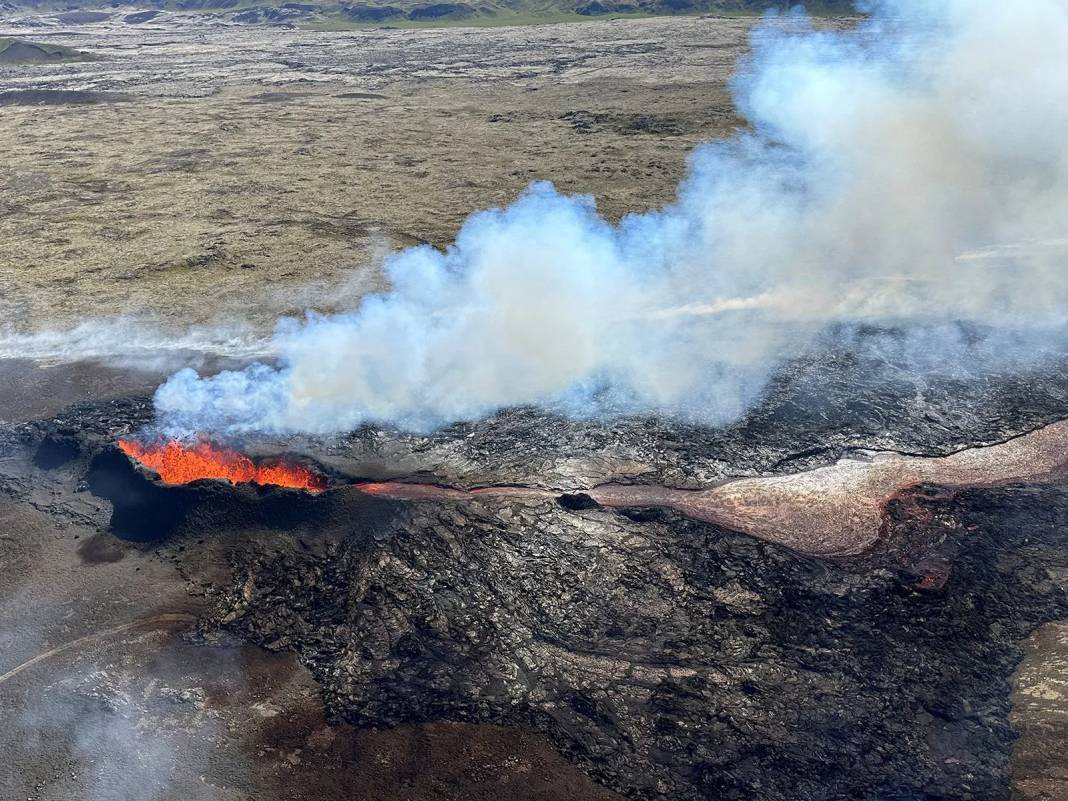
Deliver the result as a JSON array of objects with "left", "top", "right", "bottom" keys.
[
  {"left": 156, "top": 0, "right": 1068, "bottom": 436},
  {"left": 0, "top": 318, "right": 269, "bottom": 370}
]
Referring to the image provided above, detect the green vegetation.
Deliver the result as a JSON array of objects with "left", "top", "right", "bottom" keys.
[
  {"left": 298, "top": 0, "right": 854, "bottom": 30},
  {"left": 0, "top": 38, "right": 95, "bottom": 64},
  {"left": 2, "top": 0, "right": 856, "bottom": 30},
  {"left": 303, "top": 9, "right": 673, "bottom": 31}
]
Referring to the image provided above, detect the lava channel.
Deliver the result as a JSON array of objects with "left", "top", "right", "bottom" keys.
[
  {"left": 356, "top": 421, "right": 1068, "bottom": 558},
  {"left": 118, "top": 439, "right": 327, "bottom": 493}
]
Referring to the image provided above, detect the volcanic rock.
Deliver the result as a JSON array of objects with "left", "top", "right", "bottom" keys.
[{"left": 5, "top": 339, "right": 1068, "bottom": 800}]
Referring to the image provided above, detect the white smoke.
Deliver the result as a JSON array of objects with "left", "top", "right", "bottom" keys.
[
  {"left": 0, "top": 318, "right": 271, "bottom": 370},
  {"left": 155, "top": 0, "right": 1068, "bottom": 436}
]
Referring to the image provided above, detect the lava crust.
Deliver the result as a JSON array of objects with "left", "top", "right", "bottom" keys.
[
  {"left": 4, "top": 342, "right": 1068, "bottom": 801},
  {"left": 199, "top": 481, "right": 1068, "bottom": 801}
]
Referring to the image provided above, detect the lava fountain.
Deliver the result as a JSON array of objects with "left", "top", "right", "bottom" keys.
[{"left": 118, "top": 439, "right": 327, "bottom": 492}]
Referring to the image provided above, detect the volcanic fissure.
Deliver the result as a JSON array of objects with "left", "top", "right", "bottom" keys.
[{"left": 105, "top": 418, "right": 1068, "bottom": 558}]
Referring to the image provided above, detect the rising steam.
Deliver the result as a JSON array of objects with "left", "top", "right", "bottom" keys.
[{"left": 156, "top": 0, "right": 1068, "bottom": 436}]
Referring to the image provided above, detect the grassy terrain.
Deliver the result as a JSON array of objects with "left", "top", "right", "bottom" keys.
[
  {"left": 303, "top": 8, "right": 684, "bottom": 31},
  {"left": 305, "top": 0, "right": 855, "bottom": 30},
  {"left": 303, "top": 6, "right": 851, "bottom": 31},
  {"left": 0, "top": 12, "right": 767, "bottom": 331},
  {"left": 0, "top": 37, "right": 95, "bottom": 63},
  {"left": 2, "top": 0, "right": 856, "bottom": 29}
]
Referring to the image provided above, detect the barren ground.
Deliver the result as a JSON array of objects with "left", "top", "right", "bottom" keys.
[{"left": 0, "top": 13, "right": 765, "bottom": 334}]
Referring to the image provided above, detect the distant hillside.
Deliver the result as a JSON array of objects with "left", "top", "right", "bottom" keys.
[
  {"left": 325, "top": 0, "right": 855, "bottom": 26},
  {"left": 0, "top": 37, "right": 94, "bottom": 62},
  {"left": 0, "top": 0, "right": 856, "bottom": 27}
]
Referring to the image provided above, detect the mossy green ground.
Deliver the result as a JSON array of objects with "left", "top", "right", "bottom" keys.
[{"left": 0, "top": 38, "right": 95, "bottom": 63}]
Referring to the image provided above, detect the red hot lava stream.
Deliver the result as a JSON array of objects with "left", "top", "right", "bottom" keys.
[
  {"left": 117, "top": 422, "right": 1068, "bottom": 557},
  {"left": 118, "top": 439, "right": 327, "bottom": 493}
]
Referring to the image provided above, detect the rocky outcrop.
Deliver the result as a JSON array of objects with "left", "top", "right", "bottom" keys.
[
  {"left": 195, "top": 482, "right": 1068, "bottom": 801},
  {"left": 8, "top": 336, "right": 1068, "bottom": 800},
  {"left": 0, "top": 38, "right": 93, "bottom": 64}
]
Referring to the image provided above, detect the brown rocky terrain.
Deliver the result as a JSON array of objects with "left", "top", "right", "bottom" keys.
[{"left": 0, "top": 14, "right": 770, "bottom": 337}]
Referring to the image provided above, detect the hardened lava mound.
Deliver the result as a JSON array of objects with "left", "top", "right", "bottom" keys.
[{"left": 4, "top": 342, "right": 1068, "bottom": 801}]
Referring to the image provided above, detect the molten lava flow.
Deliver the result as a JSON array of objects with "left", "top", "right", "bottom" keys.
[{"left": 118, "top": 439, "right": 327, "bottom": 492}]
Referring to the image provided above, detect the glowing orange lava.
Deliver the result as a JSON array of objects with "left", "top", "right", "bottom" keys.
[{"left": 118, "top": 439, "right": 327, "bottom": 492}]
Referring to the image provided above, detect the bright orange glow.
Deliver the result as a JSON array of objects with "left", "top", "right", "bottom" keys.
[{"left": 118, "top": 439, "right": 327, "bottom": 493}]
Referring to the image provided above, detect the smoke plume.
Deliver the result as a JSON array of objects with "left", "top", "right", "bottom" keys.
[
  {"left": 0, "top": 318, "right": 268, "bottom": 370},
  {"left": 156, "top": 0, "right": 1068, "bottom": 436}
]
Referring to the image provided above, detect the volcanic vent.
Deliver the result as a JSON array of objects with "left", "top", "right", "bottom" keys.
[
  {"left": 85, "top": 438, "right": 356, "bottom": 542},
  {"left": 118, "top": 439, "right": 327, "bottom": 492}
]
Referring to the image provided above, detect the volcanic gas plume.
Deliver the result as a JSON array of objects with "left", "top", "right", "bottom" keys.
[
  {"left": 150, "top": 0, "right": 1068, "bottom": 437},
  {"left": 118, "top": 439, "right": 326, "bottom": 492}
]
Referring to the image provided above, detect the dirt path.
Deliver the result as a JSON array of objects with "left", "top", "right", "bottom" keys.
[{"left": 0, "top": 613, "right": 195, "bottom": 688}]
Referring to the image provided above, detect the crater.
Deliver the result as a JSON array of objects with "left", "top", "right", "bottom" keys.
[{"left": 86, "top": 444, "right": 393, "bottom": 542}]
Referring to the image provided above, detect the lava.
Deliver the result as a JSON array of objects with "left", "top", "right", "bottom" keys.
[
  {"left": 355, "top": 421, "right": 1068, "bottom": 558},
  {"left": 118, "top": 439, "right": 327, "bottom": 492}
]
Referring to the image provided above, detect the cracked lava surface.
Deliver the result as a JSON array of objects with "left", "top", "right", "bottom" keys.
[{"left": 358, "top": 420, "right": 1068, "bottom": 557}]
